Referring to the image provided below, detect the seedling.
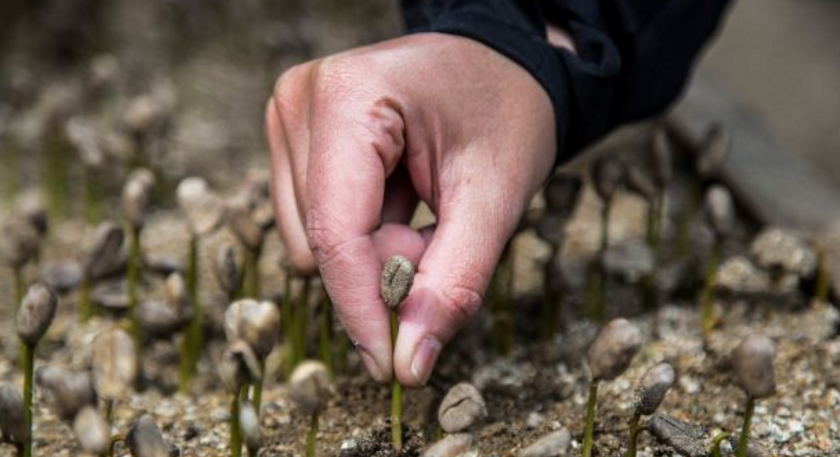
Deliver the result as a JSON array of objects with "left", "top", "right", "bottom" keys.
[
  {"left": 582, "top": 318, "right": 642, "bottom": 457},
  {"left": 701, "top": 185, "right": 734, "bottom": 339},
  {"left": 625, "top": 362, "right": 676, "bottom": 457},
  {"left": 72, "top": 406, "right": 110, "bottom": 456},
  {"left": 122, "top": 168, "right": 155, "bottom": 354},
  {"left": 227, "top": 170, "right": 275, "bottom": 299},
  {"left": 79, "top": 221, "right": 124, "bottom": 322},
  {"left": 537, "top": 174, "right": 582, "bottom": 338},
  {"left": 587, "top": 157, "right": 624, "bottom": 321},
  {"left": 224, "top": 299, "right": 281, "bottom": 414},
  {"left": 125, "top": 415, "right": 170, "bottom": 457},
  {"left": 16, "top": 282, "right": 58, "bottom": 457},
  {"left": 0, "top": 385, "right": 28, "bottom": 456},
  {"left": 177, "top": 177, "right": 225, "bottom": 392},
  {"left": 219, "top": 341, "right": 262, "bottom": 457},
  {"left": 676, "top": 125, "right": 730, "bottom": 258},
  {"left": 92, "top": 327, "right": 138, "bottom": 423},
  {"left": 289, "top": 361, "right": 330, "bottom": 457},
  {"left": 729, "top": 334, "right": 775, "bottom": 457},
  {"left": 381, "top": 255, "right": 415, "bottom": 452},
  {"left": 648, "top": 129, "right": 673, "bottom": 254},
  {"left": 625, "top": 166, "right": 659, "bottom": 310}
]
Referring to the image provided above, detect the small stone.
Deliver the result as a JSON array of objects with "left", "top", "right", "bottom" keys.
[
  {"left": 750, "top": 227, "right": 816, "bottom": 277},
  {"left": 717, "top": 256, "right": 770, "bottom": 293},
  {"left": 586, "top": 318, "right": 643, "bottom": 382},
  {"left": 16, "top": 282, "right": 58, "bottom": 346},
  {"left": 727, "top": 436, "right": 769, "bottom": 457},
  {"left": 601, "top": 241, "right": 654, "bottom": 284},
  {"left": 39, "top": 260, "right": 83, "bottom": 294},
  {"left": 36, "top": 367, "right": 97, "bottom": 422},
  {"left": 438, "top": 383, "right": 488, "bottom": 433},
  {"left": 0, "top": 385, "right": 28, "bottom": 445},
  {"left": 289, "top": 360, "right": 330, "bottom": 415},
  {"left": 731, "top": 334, "right": 776, "bottom": 399},
  {"left": 380, "top": 255, "right": 415, "bottom": 310},
  {"left": 422, "top": 433, "right": 473, "bottom": 457},
  {"left": 519, "top": 428, "right": 571, "bottom": 457},
  {"left": 526, "top": 412, "right": 545, "bottom": 429},
  {"left": 73, "top": 406, "right": 110, "bottom": 454},
  {"left": 91, "top": 280, "right": 130, "bottom": 310},
  {"left": 126, "top": 415, "right": 170, "bottom": 457},
  {"left": 647, "top": 415, "right": 706, "bottom": 457},
  {"left": 138, "top": 299, "right": 192, "bottom": 338},
  {"left": 634, "top": 362, "right": 676, "bottom": 416}
]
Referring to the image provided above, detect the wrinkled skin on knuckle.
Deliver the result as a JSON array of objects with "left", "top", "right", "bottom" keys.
[{"left": 438, "top": 277, "right": 485, "bottom": 331}]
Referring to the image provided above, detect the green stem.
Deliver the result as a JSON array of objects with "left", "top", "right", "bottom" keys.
[
  {"left": 252, "top": 358, "right": 266, "bottom": 416},
  {"left": 180, "top": 235, "right": 202, "bottom": 394},
  {"left": 711, "top": 432, "right": 731, "bottom": 457},
  {"left": 79, "top": 278, "right": 93, "bottom": 322},
  {"left": 582, "top": 381, "right": 599, "bottom": 457},
  {"left": 128, "top": 225, "right": 142, "bottom": 363},
  {"left": 676, "top": 180, "right": 702, "bottom": 259},
  {"left": 23, "top": 343, "right": 34, "bottom": 457},
  {"left": 282, "top": 274, "right": 295, "bottom": 379},
  {"left": 306, "top": 412, "right": 319, "bottom": 457},
  {"left": 245, "top": 244, "right": 263, "bottom": 299},
  {"left": 230, "top": 387, "right": 243, "bottom": 457},
  {"left": 491, "top": 244, "right": 514, "bottom": 354},
  {"left": 701, "top": 240, "right": 722, "bottom": 338},
  {"left": 539, "top": 245, "right": 560, "bottom": 340},
  {"left": 14, "top": 267, "right": 24, "bottom": 309},
  {"left": 595, "top": 198, "right": 611, "bottom": 321},
  {"left": 318, "top": 294, "right": 333, "bottom": 376},
  {"left": 736, "top": 398, "right": 755, "bottom": 457},
  {"left": 44, "top": 134, "right": 69, "bottom": 222},
  {"left": 83, "top": 166, "right": 103, "bottom": 225},
  {"left": 105, "top": 399, "right": 114, "bottom": 424},
  {"left": 815, "top": 244, "right": 830, "bottom": 304},
  {"left": 390, "top": 310, "right": 403, "bottom": 452},
  {"left": 625, "top": 413, "right": 641, "bottom": 457}
]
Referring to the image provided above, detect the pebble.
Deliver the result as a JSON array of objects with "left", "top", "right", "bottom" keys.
[
  {"left": 519, "top": 428, "right": 571, "bottom": 457},
  {"left": 526, "top": 412, "right": 545, "bottom": 429},
  {"left": 422, "top": 433, "right": 473, "bottom": 457},
  {"left": 439, "top": 383, "right": 488, "bottom": 433}
]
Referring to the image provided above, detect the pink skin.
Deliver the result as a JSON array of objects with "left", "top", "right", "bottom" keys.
[{"left": 266, "top": 33, "right": 557, "bottom": 387}]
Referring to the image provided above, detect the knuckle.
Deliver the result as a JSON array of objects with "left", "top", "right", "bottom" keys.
[{"left": 439, "top": 279, "right": 485, "bottom": 323}]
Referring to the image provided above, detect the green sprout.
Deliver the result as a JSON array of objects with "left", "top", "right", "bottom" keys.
[
  {"left": 317, "top": 286, "right": 334, "bottom": 376},
  {"left": 289, "top": 361, "right": 330, "bottom": 457},
  {"left": 219, "top": 341, "right": 263, "bottom": 457},
  {"left": 91, "top": 327, "right": 138, "bottom": 424},
  {"left": 625, "top": 165, "right": 659, "bottom": 311},
  {"left": 700, "top": 185, "right": 734, "bottom": 339},
  {"left": 381, "top": 255, "right": 415, "bottom": 452},
  {"left": 586, "top": 157, "right": 624, "bottom": 322},
  {"left": 121, "top": 168, "right": 155, "bottom": 359},
  {"left": 227, "top": 170, "right": 275, "bottom": 300},
  {"left": 730, "top": 334, "right": 775, "bottom": 457},
  {"left": 16, "top": 282, "right": 59, "bottom": 457},
  {"left": 489, "top": 243, "right": 514, "bottom": 354},
  {"left": 176, "top": 177, "right": 225, "bottom": 393},
  {"left": 225, "top": 299, "right": 281, "bottom": 415},
  {"left": 625, "top": 362, "right": 675, "bottom": 457},
  {"left": 582, "top": 318, "right": 642, "bottom": 457}
]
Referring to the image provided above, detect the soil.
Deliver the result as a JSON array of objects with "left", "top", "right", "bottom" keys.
[{"left": 1, "top": 1, "right": 839, "bottom": 457}]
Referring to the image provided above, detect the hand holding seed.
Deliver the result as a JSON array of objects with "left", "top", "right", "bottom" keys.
[{"left": 266, "top": 33, "right": 557, "bottom": 386}]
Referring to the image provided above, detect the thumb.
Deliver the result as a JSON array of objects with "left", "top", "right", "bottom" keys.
[{"left": 393, "top": 188, "right": 521, "bottom": 387}]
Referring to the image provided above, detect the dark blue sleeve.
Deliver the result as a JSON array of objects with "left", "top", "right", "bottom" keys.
[{"left": 400, "top": 0, "right": 732, "bottom": 164}]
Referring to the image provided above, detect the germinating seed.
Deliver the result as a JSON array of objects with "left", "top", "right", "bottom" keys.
[
  {"left": 219, "top": 340, "right": 263, "bottom": 394},
  {"left": 0, "top": 216, "right": 41, "bottom": 269},
  {"left": 122, "top": 168, "right": 155, "bottom": 230},
  {"left": 138, "top": 299, "right": 193, "bottom": 338},
  {"left": 73, "top": 405, "right": 110, "bottom": 455},
  {"left": 0, "top": 385, "right": 28, "bottom": 446},
  {"left": 704, "top": 185, "right": 735, "bottom": 240},
  {"left": 126, "top": 415, "right": 170, "bottom": 457},
  {"left": 177, "top": 176, "right": 225, "bottom": 236},
  {"left": 16, "top": 282, "right": 58, "bottom": 346},
  {"left": 225, "top": 299, "right": 281, "bottom": 359},
  {"left": 214, "top": 243, "right": 241, "bottom": 297},
  {"left": 36, "top": 366, "right": 97, "bottom": 422},
  {"left": 587, "top": 318, "right": 643, "bottom": 382},
  {"left": 591, "top": 156, "right": 624, "bottom": 201},
  {"left": 438, "top": 383, "right": 487, "bottom": 433},
  {"left": 381, "top": 255, "right": 415, "bottom": 310},
  {"left": 634, "top": 362, "right": 676, "bottom": 415},
  {"left": 289, "top": 360, "right": 330, "bottom": 415},
  {"left": 92, "top": 328, "right": 138, "bottom": 401},
  {"left": 731, "top": 334, "right": 776, "bottom": 399}
]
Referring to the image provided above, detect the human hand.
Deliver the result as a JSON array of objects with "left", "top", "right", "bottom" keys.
[{"left": 266, "top": 33, "right": 556, "bottom": 387}]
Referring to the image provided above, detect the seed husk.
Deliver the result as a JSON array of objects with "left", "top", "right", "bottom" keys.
[
  {"left": 219, "top": 340, "right": 262, "bottom": 394},
  {"left": 438, "top": 383, "right": 488, "bottom": 433},
  {"left": 224, "top": 299, "right": 281, "bottom": 359},
  {"left": 83, "top": 221, "right": 125, "bottom": 281},
  {"left": 634, "top": 362, "right": 676, "bottom": 416},
  {"left": 73, "top": 405, "right": 110, "bottom": 454},
  {"left": 289, "top": 360, "right": 330, "bottom": 415},
  {"left": 731, "top": 334, "right": 776, "bottom": 399},
  {"left": 122, "top": 168, "right": 155, "bottom": 230},
  {"left": 226, "top": 193, "right": 265, "bottom": 251},
  {"left": 177, "top": 177, "right": 225, "bottom": 236},
  {"left": 214, "top": 243, "right": 241, "bottom": 298},
  {"left": 543, "top": 174, "right": 583, "bottom": 217},
  {"left": 239, "top": 400, "right": 263, "bottom": 454},
  {"left": 126, "top": 415, "right": 169, "bottom": 457},
  {"left": 16, "top": 282, "right": 59, "bottom": 346},
  {"left": 381, "top": 255, "right": 415, "bottom": 310},
  {"left": 36, "top": 366, "right": 97, "bottom": 422},
  {"left": 15, "top": 192, "right": 48, "bottom": 238},
  {"left": 591, "top": 156, "right": 624, "bottom": 202},
  {"left": 586, "top": 318, "right": 643, "bottom": 382},
  {"left": 704, "top": 185, "right": 735, "bottom": 240},
  {"left": 0, "top": 385, "right": 28, "bottom": 445},
  {"left": 92, "top": 328, "right": 138, "bottom": 401},
  {"left": 0, "top": 216, "right": 41, "bottom": 269}
]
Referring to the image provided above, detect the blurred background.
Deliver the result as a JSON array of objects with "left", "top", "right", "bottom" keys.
[{"left": 0, "top": 0, "right": 838, "bottom": 215}]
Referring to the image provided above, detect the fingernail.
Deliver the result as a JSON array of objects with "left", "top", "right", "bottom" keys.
[
  {"left": 357, "top": 346, "right": 384, "bottom": 383},
  {"left": 410, "top": 336, "right": 441, "bottom": 385}
]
